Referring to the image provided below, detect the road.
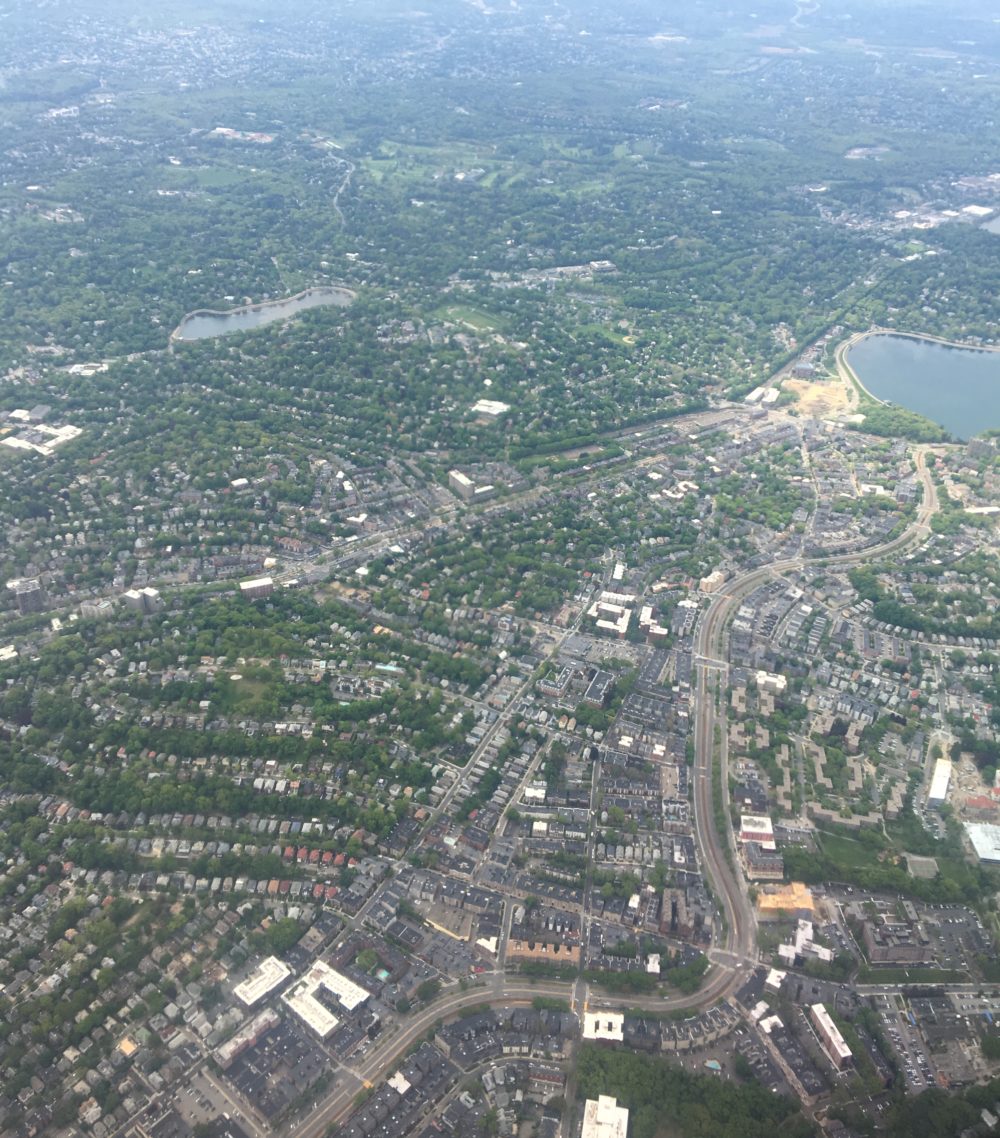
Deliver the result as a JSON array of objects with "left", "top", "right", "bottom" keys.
[
  {"left": 123, "top": 436, "right": 942, "bottom": 1138},
  {"left": 293, "top": 979, "right": 573, "bottom": 1138},
  {"left": 426, "top": 584, "right": 595, "bottom": 831},
  {"left": 686, "top": 442, "right": 940, "bottom": 985},
  {"left": 280, "top": 448, "right": 943, "bottom": 1138}
]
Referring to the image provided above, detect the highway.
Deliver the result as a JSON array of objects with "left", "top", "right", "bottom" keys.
[
  {"left": 293, "top": 979, "right": 574, "bottom": 1138},
  {"left": 172, "top": 440, "right": 942, "bottom": 1138},
  {"left": 277, "top": 446, "right": 943, "bottom": 1138},
  {"left": 686, "top": 442, "right": 940, "bottom": 985}
]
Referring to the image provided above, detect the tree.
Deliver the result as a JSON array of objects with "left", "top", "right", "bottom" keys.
[
  {"left": 417, "top": 979, "right": 441, "bottom": 1003},
  {"left": 263, "top": 917, "right": 303, "bottom": 955},
  {"left": 356, "top": 948, "right": 378, "bottom": 972}
]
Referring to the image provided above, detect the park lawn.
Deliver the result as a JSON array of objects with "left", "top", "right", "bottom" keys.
[
  {"left": 435, "top": 304, "right": 507, "bottom": 333},
  {"left": 818, "top": 829, "right": 881, "bottom": 870},
  {"left": 857, "top": 966, "right": 968, "bottom": 984}
]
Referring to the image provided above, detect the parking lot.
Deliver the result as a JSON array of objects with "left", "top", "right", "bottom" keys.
[
  {"left": 173, "top": 1070, "right": 262, "bottom": 1138},
  {"left": 927, "top": 906, "right": 991, "bottom": 974},
  {"left": 871, "top": 993, "right": 937, "bottom": 1091}
]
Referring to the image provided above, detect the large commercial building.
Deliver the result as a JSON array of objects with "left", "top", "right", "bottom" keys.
[
  {"left": 928, "top": 758, "right": 952, "bottom": 809},
  {"left": 739, "top": 814, "right": 776, "bottom": 850},
  {"left": 470, "top": 398, "right": 510, "bottom": 419},
  {"left": 756, "top": 881, "right": 816, "bottom": 920},
  {"left": 810, "top": 1004, "right": 853, "bottom": 1070},
  {"left": 861, "top": 916, "right": 932, "bottom": 964},
  {"left": 778, "top": 920, "right": 833, "bottom": 967},
  {"left": 965, "top": 822, "right": 1000, "bottom": 865},
  {"left": 581, "top": 1095, "right": 630, "bottom": 1138},
  {"left": 239, "top": 575, "right": 274, "bottom": 600},
  {"left": 233, "top": 956, "right": 292, "bottom": 1008},
  {"left": 281, "top": 960, "right": 370, "bottom": 1039}
]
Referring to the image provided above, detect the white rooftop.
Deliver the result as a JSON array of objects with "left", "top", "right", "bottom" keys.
[
  {"left": 387, "top": 1071, "right": 411, "bottom": 1096},
  {"left": 811, "top": 1003, "right": 852, "bottom": 1061},
  {"left": 239, "top": 576, "right": 273, "bottom": 591},
  {"left": 582, "top": 1095, "right": 629, "bottom": 1138},
  {"left": 471, "top": 398, "right": 510, "bottom": 417},
  {"left": 282, "top": 960, "right": 371, "bottom": 1039},
  {"left": 928, "top": 757, "right": 952, "bottom": 804},
  {"left": 739, "top": 814, "right": 774, "bottom": 835},
  {"left": 965, "top": 822, "right": 1000, "bottom": 863},
  {"left": 233, "top": 956, "right": 292, "bottom": 1007},
  {"left": 582, "top": 1012, "right": 624, "bottom": 1043}
]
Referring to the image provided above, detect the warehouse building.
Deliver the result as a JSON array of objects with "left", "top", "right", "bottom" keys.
[
  {"left": 739, "top": 814, "right": 776, "bottom": 850},
  {"left": 965, "top": 822, "right": 1000, "bottom": 865}
]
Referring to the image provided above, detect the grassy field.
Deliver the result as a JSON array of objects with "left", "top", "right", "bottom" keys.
[
  {"left": 435, "top": 304, "right": 506, "bottom": 333},
  {"left": 857, "top": 966, "right": 968, "bottom": 985},
  {"left": 818, "top": 829, "right": 879, "bottom": 869}
]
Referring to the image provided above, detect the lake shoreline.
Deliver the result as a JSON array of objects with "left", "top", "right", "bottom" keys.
[
  {"left": 843, "top": 328, "right": 1000, "bottom": 440},
  {"left": 856, "top": 327, "right": 1000, "bottom": 356},
  {"left": 171, "top": 285, "right": 356, "bottom": 342}
]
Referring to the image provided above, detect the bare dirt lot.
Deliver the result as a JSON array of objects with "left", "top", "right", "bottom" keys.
[{"left": 784, "top": 376, "right": 855, "bottom": 418}]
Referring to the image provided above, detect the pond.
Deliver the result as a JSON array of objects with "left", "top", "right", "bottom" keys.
[
  {"left": 172, "top": 285, "right": 355, "bottom": 341},
  {"left": 846, "top": 332, "right": 1000, "bottom": 440}
]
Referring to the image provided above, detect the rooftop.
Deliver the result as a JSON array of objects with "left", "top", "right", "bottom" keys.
[
  {"left": 582, "top": 1012, "right": 624, "bottom": 1043},
  {"left": 582, "top": 1095, "right": 629, "bottom": 1138},
  {"left": 233, "top": 955, "right": 292, "bottom": 1007}
]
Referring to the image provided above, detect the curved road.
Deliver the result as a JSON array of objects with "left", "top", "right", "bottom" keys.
[
  {"left": 688, "top": 444, "right": 939, "bottom": 985},
  {"left": 293, "top": 980, "right": 573, "bottom": 1138},
  {"left": 264, "top": 447, "right": 941, "bottom": 1138}
]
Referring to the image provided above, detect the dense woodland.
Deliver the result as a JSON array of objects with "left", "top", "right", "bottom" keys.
[{"left": 574, "top": 1045, "right": 814, "bottom": 1138}]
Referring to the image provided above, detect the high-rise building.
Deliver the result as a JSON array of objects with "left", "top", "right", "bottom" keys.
[
  {"left": 122, "top": 586, "right": 164, "bottom": 614},
  {"left": 7, "top": 577, "right": 46, "bottom": 614}
]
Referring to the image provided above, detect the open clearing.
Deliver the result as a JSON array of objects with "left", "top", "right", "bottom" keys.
[
  {"left": 785, "top": 374, "right": 856, "bottom": 418},
  {"left": 436, "top": 304, "right": 505, "bottom": 332}
]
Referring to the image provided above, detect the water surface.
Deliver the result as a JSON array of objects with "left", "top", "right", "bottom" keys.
[
  {"left": 847, "top": 333, "right": 1000, "bottom": 440},
  {"left": 173, "top": 286, "right": 354, "bottom": 341}
]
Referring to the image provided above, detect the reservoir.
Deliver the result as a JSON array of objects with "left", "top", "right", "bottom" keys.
[
  {"left": 846, "top": 332, "right": 1000, "bottom": 440},
  {"left": 172, "top": 285, "right": 354, "bottom": 342}
]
